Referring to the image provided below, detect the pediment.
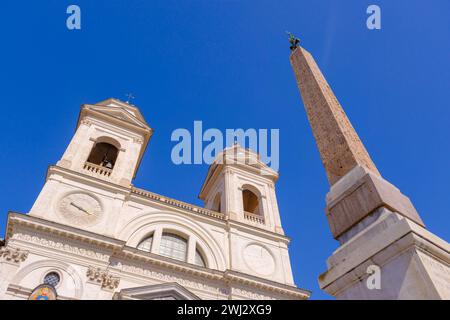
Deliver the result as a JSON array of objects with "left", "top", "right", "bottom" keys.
[
  {"left": 90, "top": 105, "right": 146, "bottom": 127},
  {"left": 84, "top": 99, "right": 150, "bottom": 130},
  {"left": 114, "top": 282, "right": 200, "bottom": 300},
  {"left": 95, "top": 98, "right": 146, "bottom": 120}
]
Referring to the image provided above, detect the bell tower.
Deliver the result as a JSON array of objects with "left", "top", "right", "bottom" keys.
[
  {"left": 28, "top": 98, "right": 153, "bottom": 237},
  {"left": 1, "top": 98, "right": 306, "bottom": 299},
  {"left": 57, "top": 98, "right": 153, "bottom": 187},
  {"left": 199, "top": 144, "right": 284, "bottom": 235}
]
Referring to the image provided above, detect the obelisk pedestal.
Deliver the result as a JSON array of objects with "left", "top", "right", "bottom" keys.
[
  {"left": 289, "top": 40, "right": 450, "bottom": 299},
  {"left": 320, "top": 165, "right": 450, "bottom": 299}
]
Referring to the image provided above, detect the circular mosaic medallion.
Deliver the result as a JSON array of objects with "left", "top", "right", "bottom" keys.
[{"left": 29, "top": 284, "right": 57, "bottom": 300}]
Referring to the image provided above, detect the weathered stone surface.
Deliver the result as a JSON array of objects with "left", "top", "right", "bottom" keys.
[
  {"left": 291, "top": 45, "right": 450, "bottom": 299},
  {"left": 319, "top": 209, "right": 450, "bottom": 299},
  {"left": 290, "top": 46, "right": 380, "bottom": 185},
  {"left": 325, "top": 166, "right": 425, "bottom": 239},
  {"left": 0, "top": 98, "right": 309, "bottom": 300}
]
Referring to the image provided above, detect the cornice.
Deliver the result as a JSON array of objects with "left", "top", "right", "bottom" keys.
[
  {"left": 46, "top": 165, "right": 132, "bottom": 195},
  {"left": 92, "top": 98, "right": 151, "bottom": 128},
  {"left": 6, "top": 212, "right": 124, "bottom": 251},
  {"left": 5, "top": 213, "right": 309, "bottom": 299},
  {"left": 227, "top": 219, "right": 291, "bottom": 243},
  {"left": 78, "top": 105, "right": 152, "bottom": 135},
  {"left": 117, "top": 247, "right": 309, "bottom": 298},
  {"left": 117, "top": 246, "right": 224, "bottom": 281},
  {"left": 224, "top": 270, "right": 310, "bottom": 299}
]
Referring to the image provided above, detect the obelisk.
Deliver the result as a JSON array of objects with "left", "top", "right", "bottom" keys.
[{"left": 289, "top": 34, "right": 450, "bottom": 299}]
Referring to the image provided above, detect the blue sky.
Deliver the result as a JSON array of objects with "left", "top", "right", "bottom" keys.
[{"left": 0, "top": 1, "right": 449, "bottom": 299}]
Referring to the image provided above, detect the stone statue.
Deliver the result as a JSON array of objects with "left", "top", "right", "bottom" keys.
[{"left": 287, "top": 32, "right": 300, "bottom": 51}]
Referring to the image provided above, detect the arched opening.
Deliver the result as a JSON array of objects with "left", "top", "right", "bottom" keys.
[
  {"left": 87, "top": 142, "right": 118, "bottom": 169},
  {"left": 242, "top": 189, "right": 260, "bottom": 215},
  {"left": 211, "top": 193, "right": 222, "bottom": 213},
  {"left": 135, "top": 230, "right": 209, "bottom": 268},
  {"left": 159, "top": 233, "right": 188, "bottom": 262},
  {"left": 194, "top": 247, "right": 206, "bottom": 267},
  {"left": 137, "top": 234, "right": 153, "bottom": 253}
]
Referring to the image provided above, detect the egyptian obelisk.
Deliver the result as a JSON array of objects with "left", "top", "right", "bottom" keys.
[{"left": 289, "top": 34, "right": 450, "bottom": 299}]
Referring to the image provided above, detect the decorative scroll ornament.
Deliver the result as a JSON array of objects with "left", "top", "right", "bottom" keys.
[
  {"left": 86, "top": 266, "right": 120, "bottom": 290},
  {"left": 133, "top": 137, "right": 144, "bottom": 144},
  {"left": 80, "top": 119, "right": 92, "bottom": 126},
  {"left": 0, "top": 247, "right": 28, "bottom": 263}
]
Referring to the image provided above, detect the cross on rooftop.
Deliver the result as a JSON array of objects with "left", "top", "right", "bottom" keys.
[{"left": 125, "top": 93, "right": 135, "bottom": 104}]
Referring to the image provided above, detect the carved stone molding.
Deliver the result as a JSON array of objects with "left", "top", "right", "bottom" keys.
[
  {"left": 0, "top": 247, "right": 28, "bottom": 264},
  {"left": 232, "top": 288, "right": 275, "bottom": 300},
  {"left": 11, "top": 232, "right": 110, "bottom": 262},
  {"left": 222, "top": 167, "right": 234, "bottom": 175},
  {"left": 133, "top": 137, "right": 144, "bottom": 144},
  {"left": 80, "top": 119, "right": 92, "bottom": 126},
  {"left": 121, "top": 264, "right": 219, "bottom": 293},
  {"left": 86, "top": 266, "right": 120, "bottom": 290}
]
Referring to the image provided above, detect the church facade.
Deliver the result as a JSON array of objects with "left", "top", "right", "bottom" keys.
[{"left": 0, "top": 98, "right": 310, "bottom": 300}]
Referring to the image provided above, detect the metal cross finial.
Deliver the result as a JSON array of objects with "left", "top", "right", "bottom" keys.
[
  {"left": 286, "top": 31, "right": 300, "bottom": 51},
  {"left": 125, "top": 93, "right": 135, "bottom": 104}
]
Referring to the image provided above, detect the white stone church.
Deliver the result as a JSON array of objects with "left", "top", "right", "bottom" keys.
[{"left": 0, "top": 98, "right": 310, "bottom": 300}]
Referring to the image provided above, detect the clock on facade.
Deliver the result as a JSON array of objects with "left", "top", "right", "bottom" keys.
[
  {"left": 243, "top": 244, "right": 275, "bottom": 276},
  {"left": 57, "top": 192, "right": 102, "bottom": 226}
]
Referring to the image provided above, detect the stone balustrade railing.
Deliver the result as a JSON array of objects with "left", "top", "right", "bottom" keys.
[
  {"left": 131, "top": 187, "right": 225, "bottom": 220},
  {"left": 244, "top": 211, "right": 265, "bottom": 224},
  {"left": 83, "top": 162, "right": 113, "bottom": 177}
]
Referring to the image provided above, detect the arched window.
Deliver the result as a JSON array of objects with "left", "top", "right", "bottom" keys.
[
  {"left": 43, "top": 272, "right": 60, "bottom": 288},
  {"left": 136, "top": 231, "right": 208, "bottom": 267},
  {"left": 137, "top": 235, "right": 153, "bottom": 252},
  {"left": 159, "top": 233, "right": 187, "bottom": 262},
  {"left": 87, "top": 142, "right": 118, "bottom": 169},
  {"left": 242, "top": 189, "right": 260, "bottom": 215},
  {"left": 194, "top": 248, "right": 206, "bottom": 267}
]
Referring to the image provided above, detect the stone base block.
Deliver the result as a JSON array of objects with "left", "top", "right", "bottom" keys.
[
  {"left": 326, "top": 166, "right": 424, "bottom": 240},
  {"left": 319, "top": 209, "right": 450, "bottom": 299}
]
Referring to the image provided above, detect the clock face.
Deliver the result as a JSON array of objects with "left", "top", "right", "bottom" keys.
[
  {"left": 243, "top": 244, "right": 275, "bottom": 276},
  {"left": 57, "top": 193, "right": 102, "bottom": 226}
]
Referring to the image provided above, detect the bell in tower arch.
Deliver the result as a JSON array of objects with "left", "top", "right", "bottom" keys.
[{"left": 87, "top": 142, "right": 119, "bottom": 170}]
